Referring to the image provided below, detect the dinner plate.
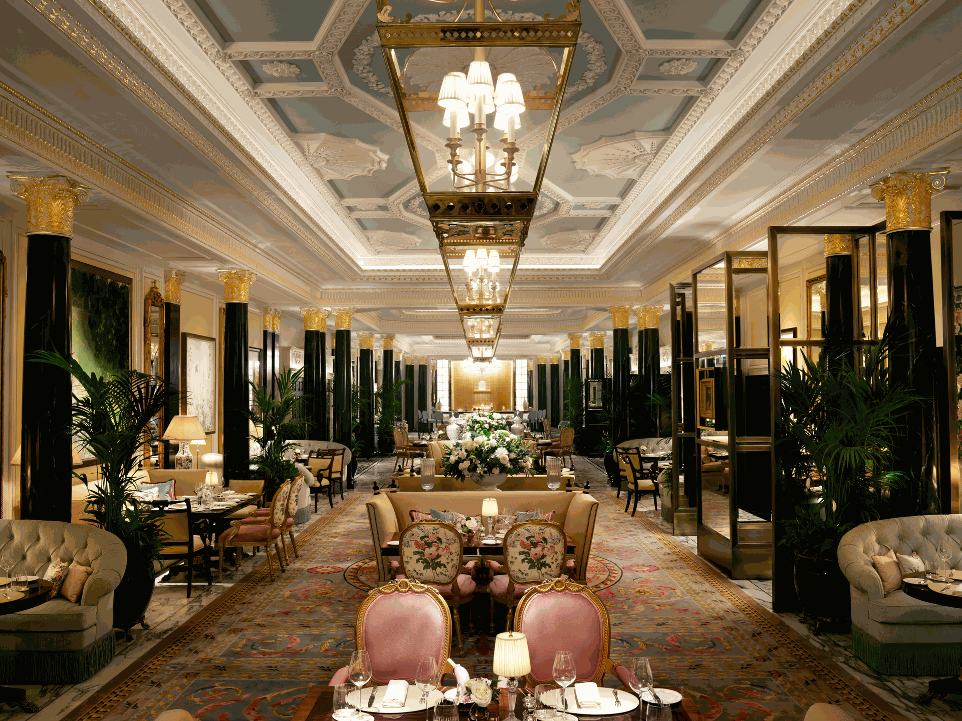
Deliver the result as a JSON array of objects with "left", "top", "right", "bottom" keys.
[
  {"left": 903, "top": 577, "right": 927, "bottom": 585},
  {"left": 347, "top": 686, "right": 444, "bottom": 713},
  {"left": 0, "top": 590, "right": 24, "bottom": 602},
  {"left": 540, "top": 687, "right": 639, "bottom": 715},
  {"left": 639, "top": 689, "right": 682, "bottom": 707},
  {"left": 481, "top": 539, "right": 500, "bottom": 545}
]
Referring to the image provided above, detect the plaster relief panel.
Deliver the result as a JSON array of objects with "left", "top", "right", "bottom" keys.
[
  {"left": 299, "top": 135, "right": 389, "bottom": 181},
  {"left": 572, "top": 132, "right": 668, "bottom": 180}
]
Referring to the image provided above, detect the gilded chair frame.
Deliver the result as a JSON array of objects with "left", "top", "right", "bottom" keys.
[
  {"left": 515, "top": 578, "right": 621, "bottom": 686},
  {"left": 491, "top": 520, "right": 567, "bottom": 632},
  {"left": 218, "top": 480, "right": 290, "bottom": 580}
]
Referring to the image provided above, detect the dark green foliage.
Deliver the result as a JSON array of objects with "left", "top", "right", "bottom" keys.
[
  {"left": 562, "top": 376, "right": 583, "bottom": 452},
  {"left": 377, "top": 379, "right": 409, "bottom": 455},
  {"left": 249, "top": 368, "right": 309, "bottom": 501}
]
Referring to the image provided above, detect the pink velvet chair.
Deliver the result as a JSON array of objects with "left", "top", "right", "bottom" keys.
[
  {"left": 395, "top": 521, "right": 476, "bottom": 651},
  {"left": 489, "top": 521, "right": 567, "bottom": 631},
  {"left": 329, "top": 579, "right": 453, "bottom": 685},
  {"left": 515, "top": 578, "right": 632, "bottom": 687}
]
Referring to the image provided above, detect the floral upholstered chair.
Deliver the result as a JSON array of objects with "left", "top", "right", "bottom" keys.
[
  {"left": 515, "top": 578, "right": 632, "bottom": 687},
  {"left": 217, "top": 481, "right": 290, "bottom": 580},
  {"left": 489, "top": 521, "right": 566, "bottom": 631},
  {"left": 329, "top": 579, "right": 454, "bottom": 685},
  {"left": 396, "top": 521, "right": 476, "bottom": 650},
  {"left": 241, "top": 476, "right": 304, "bottom": 565}
]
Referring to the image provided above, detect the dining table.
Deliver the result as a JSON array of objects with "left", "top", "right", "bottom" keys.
[
  {"left": 292, "top": 684, "right": 698, "bottom": 721},
  {"left": 901, "top": 577, "right": 962, "bottom": 703},
  {"left": 0, "top": 578, "right": 55, "bottom": 712},
  {"left": 150, "top": 492, "right": 260, "bottom": 544}
]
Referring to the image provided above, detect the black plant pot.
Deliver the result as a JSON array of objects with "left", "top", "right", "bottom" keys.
[
  {"left": 793, "top": 553, "right": 851, "bottom": 634},
  {"left": 113, "top": 555, "right": 155, "bottom": 641},
  {"left": 603, "top": 452, "right": 620, "bottom": 487}
]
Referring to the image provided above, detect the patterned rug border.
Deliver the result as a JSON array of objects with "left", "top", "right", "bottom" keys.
[
  {"left": 60, "top": 494, "right": 366, "bottom": 721},
  {"left": 613, "top": 495, "right": 909, "bottom": 721}
]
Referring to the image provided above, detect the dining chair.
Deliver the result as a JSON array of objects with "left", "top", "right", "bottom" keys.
[
  {"left": 395, "top": 521, "right": 476, "bottom": 651},
  {"left": 542, "top": 426, "right": 574, "bottom": 468},
  {"left": 224, "top": 479, "right": 264, "bottom": 520},
  {"left": 309, "top": 448, "right": 345, "bottom": 509},
  {"left": 217, "top": 480, "right": 290, "bottom": 581},
  {"left": 157, "top": 498, "right": 214, "bottom": 598},
  {"left": 393, "top": 426, "right": 423, "bottom": 473},
  {"left": 616, "top": 447, "right": 660, "bottom": 516},
  {"left": 515, "top": 578, "right": 632, "bottom": 687},
  {"left": 488, "top": 521, "right": 567, "bottom": 631},
  {"left": 241, "top": 475, "right": 304, "bottom": 564},
  {"left": 328, "top": 579, "right": 455, "bottom": 685}
]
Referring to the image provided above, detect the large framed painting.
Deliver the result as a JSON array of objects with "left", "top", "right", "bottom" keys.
[
  {"left": 181, "top": 333, "right": 216, "bottom": 433},
  {"left": 71, "top": 260, "right": 132, "bottom": 463}
]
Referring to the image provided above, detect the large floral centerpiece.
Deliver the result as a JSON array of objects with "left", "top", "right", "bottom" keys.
[
  {"left": 463, "top": 411, "right": 508, "bottom": 437},
  {"left": 441, "top": 429, "right": 535, "bottom": 482}
]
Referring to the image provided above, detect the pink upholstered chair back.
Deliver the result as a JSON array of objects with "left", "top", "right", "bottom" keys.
[
  {"left": 399, "top": 522, "right": 463, "bottom": 585},
  {"left": 504, "top": 521, "right": 566, "bottom": 584},
  {"left": 357, "top": 579, "right": 451, "bottom": 683},
  {"left": 515, "top": 579, "right": 610, "bottom": 684}
]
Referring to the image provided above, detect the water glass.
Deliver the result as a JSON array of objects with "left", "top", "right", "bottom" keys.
[
  {"left": 420, "top": 457, "right": 436, "bottom": 491},
  {"left": 333, "top": 683, "right": 354, "bottom": 721},
  {"left": 434, "top": 699, "right": 458, "bottom": 721},
  {"left": 546, "top": 457, "right": 562, "bottom": 490},
  {"left": 644, "top": 702, "right": 672, "bottom": 721},
  {"left": 14, "top": 575, "right": 29, "bottom": 592},
  {"left": 533, "top": 684, "right": 559, "bottom": 720}
]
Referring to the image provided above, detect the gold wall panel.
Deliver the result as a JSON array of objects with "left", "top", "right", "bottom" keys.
[{"left": 452, "top": 361, "right": 514, "bottom": 412}]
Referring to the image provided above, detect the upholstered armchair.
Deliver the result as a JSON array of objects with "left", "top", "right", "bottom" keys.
[
  {"left": 489, "top": 521, "right": 567, "bottom": 631},
  {"left": 395, "top": 521, "right": 477, "bottom": 650},
  {"left": 217, "top": 480, "right": 290, "bottom": 580},
  {"left": 330, "top": 579, "right": 454, "bottom": 685},
  {"left": 515, "top": 578, "right": 631, "bottom": 688}
]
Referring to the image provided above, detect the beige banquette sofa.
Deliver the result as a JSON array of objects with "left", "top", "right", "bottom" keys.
[
  {"left": 366, "top": 490, "right": 598, "bottom": 585},
  {"left": 837, "top": 514, "right": 962, "bottom": 675},
  {"left": 0, "top": 519, "right": 126, "bottom": 683}
]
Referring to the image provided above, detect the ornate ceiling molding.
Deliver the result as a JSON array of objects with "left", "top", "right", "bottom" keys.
[
  {"left": 572, "top": 132, "right": 669, "bottom": 179},
  {"left": 262, "top": 61, "right": 301, "bottom": 77},
  {"left": 299, "top": 136, "right": 389, "bottom": 181},
  {"left": 316, "top": 285, "right": 640, "bottom": 308},
  {"left": 658, "top": 59, "right": 699, "bottom": 75},
  {"left": 539, "top": 231, "right": 597, "bottom": 251}
]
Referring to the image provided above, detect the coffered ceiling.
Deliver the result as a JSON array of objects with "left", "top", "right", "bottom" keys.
[{"left": 0, "top": 0, "right": 960, "bottom": 356}]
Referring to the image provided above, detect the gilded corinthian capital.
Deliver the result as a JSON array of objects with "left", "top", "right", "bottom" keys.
[
  {"left": 871, "top": 170, "right": 948, "bottom": 233},
  {"left": 589, "top": 332, "right": 606, "bottom": 348},
  {"left": 164, "top": 270, "right": 185, "bottom": 304},
  {"left": 359, "top": 333, "right": 375, "bottom": 350},
  {"left": 263, "top": 308, "right": 281, "bottom": 333},
  {"left": 635, "top": 305, "right": 660, "bottom": 329},
  {"left": 569, "top": 334, "right": 582, "bottom": 350},
  {"left": 333, "top": 308, "right": 353, "bottom": 330},
  {"left": 381, "top": 334, "right": 394, "bottom": 350},
  {"left": 608, "top": 306, "right": 631, "bottom": 329},
  {"left": 301, "top": 307, "right": 329, "bottom": 331},
  {"left": 217, "top": 269, "right": 256, "bottom": 303},
  {"left": 9, "top": 174, "right": 88, "bottom": 237}
]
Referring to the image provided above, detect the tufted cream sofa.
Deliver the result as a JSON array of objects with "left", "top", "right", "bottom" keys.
[
  {"left": 0, "top": 519, "right": 127, "bottom": 683},
  {"left": 837, "top": 514, "right": 962, "bottom": 675}
]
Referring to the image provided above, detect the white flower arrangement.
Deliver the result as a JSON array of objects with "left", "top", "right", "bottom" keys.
[
  {"left": 440, "top": 429, "right": 535, "bottom": 482},
  {"left": 463, "top": 411, "right": 508, "bottom": 437}
]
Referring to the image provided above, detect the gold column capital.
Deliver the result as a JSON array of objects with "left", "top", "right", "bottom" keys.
[
  {"left": 9, "top": 174, "right": 88, "bottom": 237},
  {"left": 217, "top": 269, "right": 256, "bottom": 303},
  {"left": 871, "top": 170, "right": 948, "bottom": 233},
  {"left": 417, "top": 356, "right": 428, "bottom": 365},
  {"left": 536, "top": 355, "right": 547, "bottom": 364},
  {"left": 823, "top": 234, "right": 855, "bottom": 256},
  {"left": 635, "top": 305, "right": 660, "bottom": 329},
  {"left": 609, "top": 305, "right": 631, "bottom": 329},
  {"left": 562, "top": 350, "right": 570, "bottom": 361},
  {"left": 550, "top": 354, "right": 559, "bottom": 364},
  {"left": 359, "top": 333, "right": 375, "bottom": 350},
  {"left": 569, "top": 334, "right": 583, "bottom": 350},
  {"left": 430, "top": 360, "right": 437, "bottom": 370},
  {"left": 333, "top": 307, "right": 353, "bottom": 330},
  {"left": 263, "top": 308, "right": 281, "bottom": 333},
  {"left": 301, "top": 307, "right": 329, "bottom": 331},
  {"left": 164, "top": 270, "right": 185, "bottom": 304},
  {"left": 589, "top": 331, "right": 606, "bottom": 348},
  {"left": 381, "top": 334, "right": 394, "bottom": 350}
]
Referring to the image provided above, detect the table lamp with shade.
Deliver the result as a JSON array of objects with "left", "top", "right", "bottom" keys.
[
  {"left": 481, "top": 497, "right": 498, "bottom": 541},
  {"left": 493, "top": 631, "right": 530, "bottom": 721},
  {"left": 162, "top": 415, "right": 207, "bottom": 469}
]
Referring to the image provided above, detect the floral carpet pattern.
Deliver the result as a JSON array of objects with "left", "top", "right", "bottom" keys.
[{"left": 61, "top": 484, "right": 901, "bottom": 721}]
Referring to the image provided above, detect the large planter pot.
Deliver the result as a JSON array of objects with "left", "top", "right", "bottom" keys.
[
  {"left": 113, "top": 554, "right": 156, "bottom": 641},
  {"left": 793, "top": 553, "right": 851, "bottom": 634}
]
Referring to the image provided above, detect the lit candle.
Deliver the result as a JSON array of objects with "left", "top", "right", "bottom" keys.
[{"left": 507, "top": 114, "right": 516, "bottom": 144}]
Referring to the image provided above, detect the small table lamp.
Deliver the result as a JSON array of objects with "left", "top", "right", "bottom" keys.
[
  {"left": 162, "top": 415, "right": 207, "bottom": 469},
  {"left": 493, "top": 631, "right": 531, "bottom": 721},
  {"left": 481, "top": 497, "right": 499, "bottom": 541},
  {"left": 205, "top": 470, "right": 219, "bottom": 489}
]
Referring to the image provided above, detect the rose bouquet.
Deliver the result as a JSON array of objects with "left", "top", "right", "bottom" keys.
[
  {"left": 440, "top": 429, "right": 535, "bottom": 482},
  {"left": 453, "top": 677, "right": 498, "bottom": 706},
  {"left": 463, "top": 411, "right": 508, "bottom": 437}
]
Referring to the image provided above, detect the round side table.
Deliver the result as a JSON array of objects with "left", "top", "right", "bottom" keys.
[
  {"left": 901, "top": 578, "right": 962, "bottom": 704},
  {"left": 0, "top": 578, "right": 55, "bottom": 712}
]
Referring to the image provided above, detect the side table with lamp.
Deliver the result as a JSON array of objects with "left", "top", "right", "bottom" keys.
[{"left": 162, "top": 414, "right": 207, "bottom": 470}]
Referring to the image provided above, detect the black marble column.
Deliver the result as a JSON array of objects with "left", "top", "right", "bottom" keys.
[
  {"left": 824, "top": 235, "right": 856, "bottom": 368},
  {"left": 13, "top": 175, "right": 86, "bottom": 521},
  {"left": 611, "top": 308, "right": 631, "bottom": 446},
  {"left": 358, "top": 334, "right": 375, "bottom": 457},
  {"left": 163, "top": 272, "right": 184, "bottom": 468},
  {"left": 417, "top": 360, "right": 428, "bottom": 433},
  {"left": 637, "top": 308, "right": 660, "bottom": 439},
  {"left": 219, "top": 271, "right": 254, "bottom": 483},
  {"left": 570, "top": 338, "right": 582, "bottom": 387},
  {"left": 589, "top": 334, "right": 605, "bottom": 380},
  {"left": 303, "top": 310, "right": 328, "bottom": 441},
  {"left": 261, "top": 310, "right": 280, "bottom": 401},
  {"left": 527, "top": 367, "right": 533, "bottom": 409},
  {"left": 333, "top": 311, "right": 352, "bottom": 463},
  {"left": 681, "top": 309, "right": 696, "bottom": 505},
  {"left": 537, "top": 358, "right": 547, "bottom": 421},
  {"left": 562, "top": 355, "right": 570, "bottom": 398},
  {"left": 550, "top": 358, "right": 561, "bottom": 428},
  {"left": 405, "top": 361, "right": 415, "bottom": 428}
]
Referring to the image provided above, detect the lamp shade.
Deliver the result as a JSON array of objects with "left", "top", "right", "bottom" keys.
[
  {"left": 443, "top": 106, "right": 470, "bottom": 131},
  {"left": 492, "top": 631, "right": 531, "bottom": 678},
  {"left": 466, "top": 60, "right": 494, "bottom": 97},
  {"left": 481, "top": 497, "right": 499, "bottom": 517},
  {"left": 162, "top": 415, "right": 206, "bottom": 442},
  {"left": 205, "top": 470, "right": 218, "bottom": 486},
  {"left": 498, "top": 79, "right": 525, "bottom": 116},
  {"left": 493, "top": 72, "right": 517, "bottom": 104},
  {"left": 439, "top": 72, "right": 468, "bottom": 110}
]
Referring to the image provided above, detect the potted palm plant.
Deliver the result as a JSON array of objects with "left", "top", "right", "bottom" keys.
[
  {"left": 248, "top": 367, "right": 309, "bottom": 502},
  {"left": 35, "top": 351, "right": 170, "bottom": 638},
  {"left": 777, "top": 334, "right": 915, "bottom": 631},
  {"left": 376, "top": 379, "right": 408, "bottom": 455}
]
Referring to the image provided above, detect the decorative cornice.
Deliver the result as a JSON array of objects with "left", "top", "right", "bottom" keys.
[
  {"left": 164, "top": 270, "right": 185, "bottom": 303},
  {"left": 8, "top": 174, "right": 88, "bottom": 237}
]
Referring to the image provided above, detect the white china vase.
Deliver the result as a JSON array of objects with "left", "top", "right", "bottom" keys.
[
  {"left": 472, "top": 473, "right": 507, "bottom": 490},
  {"left": 446, "top": 421, "right": 461, "bottom": 441}
]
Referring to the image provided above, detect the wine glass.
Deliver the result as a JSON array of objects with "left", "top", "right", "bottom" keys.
[
  {"left": 415, "top": 656, "right": 439, "bottom": 720},
  {"left": 632, "top": 658, "right": 655, "bottom": 704},
  {"left": 0, "top": 554, "right": 16, "bottom": 600},
  {"left": 938, "top": 538, "right": 952, "bottom": 581},
  {"left": 349, "top": 650, "right": 372, "bottom": 718},
  {"left": 552, "top": 651, "right": 576, "bottom": 718}
]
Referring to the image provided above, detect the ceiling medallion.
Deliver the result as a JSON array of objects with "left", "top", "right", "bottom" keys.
[
  {"left": 377, "top": 0, "right": 580, "bottom": 359},
  {"left": 262, "top": 61, "right": 302, "bottom": 78},
  {"left": 299, "top": 135, "right": 389, "bottom": 181},
  {"left": 658, "top": 58, "right": 698, "bottom": 75}
]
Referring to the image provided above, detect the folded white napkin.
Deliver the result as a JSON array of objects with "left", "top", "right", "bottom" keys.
[
  {"left": 382, "top": 680, "right": 409, "bottom": 708},
  {"left": 450, "top": 660, "right": 470, "bottom": 687},
  {"left": 573, "top": 682, "right": 602, "bottom": 708}
]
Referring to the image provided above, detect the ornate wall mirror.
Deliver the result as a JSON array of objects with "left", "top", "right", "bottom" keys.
[{"left": 144, "top": 280, "right": 165, "bottom": 466}]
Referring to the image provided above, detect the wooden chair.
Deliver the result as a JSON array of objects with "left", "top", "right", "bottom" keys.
[
  {"left": 543, "top": 426, "right": 574, "bottom": 468},
  {"left": 157, "top": 498, "right": 214, "bottom": 598},
  {"left": 393, "top": 426, "right": 424, "bottom": 473},
  {"left": 240, "top": 476, "right": 305, "bottom": 564},
  {"left": 616, "top": 447, "right": 659, "bottom": 516},
  {"left": 217, "top": 480, "right": 290, "bottom": 581},
  {"left": 308, "top": 449, "right": 345, "bottom": 509}
]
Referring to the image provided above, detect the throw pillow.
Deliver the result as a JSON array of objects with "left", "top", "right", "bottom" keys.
[
  {"left": 430, "top": 508, "right": 455, "bottom": 523},
  {"left": 138, "top": 479, "right": 174, "bottom": 501},
  {"left": 410, "top": 510, "right": 434, "bottom": 523},
  {"left": 897, "top": 552, "right": 926, "bottom": 577},
  {"left": 42, "top": 560, "right": 70, "bottom": 595},
  {"left": 516, "top": 510, "right": 557, "bottom": 522},
  {"left": 516, "top": 511, "right": 537, "bottom": 522},
  {"left": 60, "top": 560, "right": 93, "bottom": 603},
  {"left": 871, "top": 549, "right": 901, "bottom": 594}
]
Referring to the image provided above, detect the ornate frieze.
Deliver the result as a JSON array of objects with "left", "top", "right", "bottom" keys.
[
  {"left": 8, "top": 174, "right": 88, "bottom": 237},
  {"left": 217, "top": 269, "right": 256, "bottom": 303},
  {"left": 870, "top": 170, "right": 949, "bottom": 233}
]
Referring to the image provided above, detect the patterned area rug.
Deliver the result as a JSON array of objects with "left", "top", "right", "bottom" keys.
[{"left": 63, "top": 486, "right": 902, "bottom": 721}]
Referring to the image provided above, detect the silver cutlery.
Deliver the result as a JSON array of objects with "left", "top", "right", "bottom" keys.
[
  {"left": 613, "top": 690, "right": 621, "bottom": 707},
  {"left": 650, "top": 688, "right": 665, "bottom": 706},
  {"left": 367, "top": 686, "right": 378, "bottom": 708}
]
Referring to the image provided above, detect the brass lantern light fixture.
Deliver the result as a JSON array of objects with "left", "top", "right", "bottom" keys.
[{"left": 377, "top": 0, "right": 581, "bottom": 355}]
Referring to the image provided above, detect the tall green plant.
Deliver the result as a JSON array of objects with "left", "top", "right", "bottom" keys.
[
  {"left": 34, "top": 351, "right": 170, "bottom": 563},
  {"left": 562, "top": 376, "right": 584, "bottom": 453},
  {"left": 377, "top": 378, "right": 409, "bottom": 455},
  {"left": 249, "top": 367, "right": 309, "bottom": 500},
  {"left": 777, "top": 336, "right": 917, "bottom": 560}
]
